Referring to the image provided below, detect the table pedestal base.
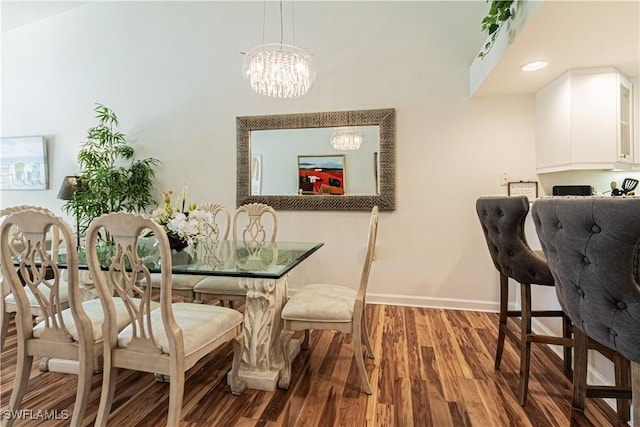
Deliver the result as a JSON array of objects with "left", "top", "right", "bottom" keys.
[{"left": 228, "top": 338, "right": 301, "bottom": 391}]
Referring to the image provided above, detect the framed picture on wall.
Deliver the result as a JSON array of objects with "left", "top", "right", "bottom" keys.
[
  {"left": 297, "top": 155, "right": 346, "bottom": 195},
  {"left": 508, "top": 181, "right": 538, "bottom": 200},
  {"left": 0, "top": 136, "right": 48, "bottom": 190}
]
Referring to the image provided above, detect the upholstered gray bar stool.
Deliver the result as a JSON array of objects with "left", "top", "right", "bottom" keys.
[
  {"left": 533, "top": 197, "right": 638, "bottom": 425},
  {"left": 476, "top": 196, "right": 573, "bottom": 406}
]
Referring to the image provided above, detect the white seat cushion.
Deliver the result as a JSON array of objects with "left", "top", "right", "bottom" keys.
[
  {"left": 117, "top": 303, "right": 243, "bottom": 354},
  {"left": 143, "top": 273, "right": 204, "bottom": 291},
  {"left": 281, "top": 284, "right": 356, "bottom": 323},
  {"left": 193, "top": 277, "right": 246, "bottom": 296},
  {"left": 33, "top": 298, "right": 158, "bottom": 342},
  {"left": 5, "top": 280, "right": 70, "bottom": 307}
]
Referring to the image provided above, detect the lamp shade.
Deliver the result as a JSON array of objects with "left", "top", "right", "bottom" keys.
[{"left": 57, "top": 176, "right": 78, "bottom": 200}]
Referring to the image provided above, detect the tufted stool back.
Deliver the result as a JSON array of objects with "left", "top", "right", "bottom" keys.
[
  {"left": 532, "top": 197, "right": 639, "bottom": 424},
  {"left": 532, "top": 197, "right": 640, "bottom": 362},
  {"left": 476, "top": 196, "right": 553, "bottom": 286},
  {"left": 475, "top": 195, "right": 573, "bottom": 406}
]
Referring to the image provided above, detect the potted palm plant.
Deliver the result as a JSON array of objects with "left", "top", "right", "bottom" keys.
[{"left": 62, "top": 103, "right": 160, "bottom": 243}]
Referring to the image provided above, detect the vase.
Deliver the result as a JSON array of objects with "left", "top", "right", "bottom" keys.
[{"left": 167, "top": 233, "right": 188, "bottom": 252}]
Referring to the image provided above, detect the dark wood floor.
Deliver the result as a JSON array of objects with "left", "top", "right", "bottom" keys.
[{"left": 0, "top": 304, "right": 626, "bottom": 426}]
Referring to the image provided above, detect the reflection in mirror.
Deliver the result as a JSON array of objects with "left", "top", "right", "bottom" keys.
[
  {"left": 250, "top": 126, "right": 380, "bottom": 196},
  {"left": 237, "top": 108, "right": 395, "bottom": 211}
]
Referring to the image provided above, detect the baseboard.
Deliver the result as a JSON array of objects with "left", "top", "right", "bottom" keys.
[{"left": 365, "top": 292, "right": 500, "bottom": 312}]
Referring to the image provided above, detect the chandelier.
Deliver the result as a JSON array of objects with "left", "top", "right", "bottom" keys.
[
  {"left": 330, "top": 131, "right": 363, "bottom": 151},
  {"left": 243, "top": 1, "right": 315, "bottom": 98}
]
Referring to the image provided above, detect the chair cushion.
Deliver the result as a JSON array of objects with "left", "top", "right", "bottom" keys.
[
  {"left": 117, "top": 303, "right": 243, "bottom": 354},
  {"left": 193, "top": 277, "right": 246, "bottom": 296},
  {"left": 5, "top": 279, "right": 70, "bottom": 307},
  {"left": 143, "top": 273, "right": 204, "bottom": 291},
  {"left": 32, "top": 298, "right": 157, "bottom": 342},
  {"left": 281, "top": 284, "right": 356, "bottom": 323}
]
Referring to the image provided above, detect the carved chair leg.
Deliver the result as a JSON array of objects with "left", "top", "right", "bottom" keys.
[
  {"left": 495, "top": 273, "right": 509, "bottom": 369},
  {"left": 95, "top": 365, "right": 119, "bottom": 427},
  {"left": 361, "top": 313, "right": 374, "bottom": 359},
  {"left": 6, "top": 352, "right": 34, "bottom": 427},
  {"left": 71, "top": 351, "right": 94, "bottom": 427},
  {"left": 0, "top": 310, "right": 11, "bottom": 351},
  {"left": 518, "top": 283, "right": 532, "bottom": 406},
  {"left": 302, "top": 329, "right": 311, "bottom": 350},
  {"left": 352, "top": 326, "right": 372, "bottom": 394},
  {"left": 167, "top": 369, "right": 185, "bottom": 427},
  {"left": 230, "top": 335, "right": 246, "bottom": 395},
  {"left": 278, "top": 329, "right": 295, "bottom": 390}
]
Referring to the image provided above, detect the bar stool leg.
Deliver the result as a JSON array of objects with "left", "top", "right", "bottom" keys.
[
  {"left": 518, "top": 283, "right": 532, "bottom": 406},
  {"left": 495, "top": 273, "right": 509, "bottom": 369}
]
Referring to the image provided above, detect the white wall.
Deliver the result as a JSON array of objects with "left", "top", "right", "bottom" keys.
[{"left": 2, "top": 1, "right": 538, "bottom": 310}]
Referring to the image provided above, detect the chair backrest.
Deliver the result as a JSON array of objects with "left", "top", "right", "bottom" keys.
[
  {"left": 475, "top": 196, "right": 553, "bottom": 285},
  {"left": 198, "top": 202, "right": 231, "bottom": 240},
  {"left": 0, "top": 208, "right": 84, "bottom": 343},
  {"left": 356, "top": 206, "right": 379, "bottom": 308},
  {"left": 532, "top": 197, "right": 640, "bottom": 362},
  {"left": 233, "top": 203, "right": 278, "bottom": 243},
  {"left": 87, "top": 212, "right": 174, "bottom": 355},
  {"left": 0, "top": 205, "right": 63, "bottom": 259}
]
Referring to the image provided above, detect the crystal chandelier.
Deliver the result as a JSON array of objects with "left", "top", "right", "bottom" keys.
[
  {"left": 330, "top": 131, "right": 363, "bottom": 151},
  {"left": 242, "top": 1, "right": 315, "bottom": 98}
]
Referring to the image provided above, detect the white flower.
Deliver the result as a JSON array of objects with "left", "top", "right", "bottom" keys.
[
  {"left": 151, "top": 207, "right": 171, "bottom": 225},
  {"left": 150, "top": 189, "right": 217, "bottom": 247},
  {"left": 165, "top": 209, "right": 216, "bottom": 246}
]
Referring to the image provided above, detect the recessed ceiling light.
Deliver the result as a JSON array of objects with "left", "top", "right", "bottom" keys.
[{"left": 520, "top": 60, "right": 548, "bottom": 72}]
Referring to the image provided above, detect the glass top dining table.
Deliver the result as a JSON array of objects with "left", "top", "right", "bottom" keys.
[
  {"left": 67, "top": 239, "right": 324, "bottom": 280},
  {"left": 163, "top": 240, "right": 324, "bottom": 279},
  {"left": 59, "top": 238, "right": 324, "bottom": 391}
]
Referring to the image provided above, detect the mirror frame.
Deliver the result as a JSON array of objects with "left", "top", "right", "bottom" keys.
[{"left": 237, "top": 108, "right": 395, "bottom": 211}]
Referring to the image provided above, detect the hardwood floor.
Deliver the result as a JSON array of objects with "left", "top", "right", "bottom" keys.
[{"left": 0, "top": 304, "right": 626, "bottom": 426}]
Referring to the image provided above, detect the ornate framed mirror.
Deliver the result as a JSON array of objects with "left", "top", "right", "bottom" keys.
[{"left": 236, "top": 108, "right": 395, "bottom": 211}]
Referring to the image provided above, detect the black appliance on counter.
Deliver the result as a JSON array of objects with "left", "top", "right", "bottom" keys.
[{"left": 552, "top": 185, "right": 594, "bottom": 196}]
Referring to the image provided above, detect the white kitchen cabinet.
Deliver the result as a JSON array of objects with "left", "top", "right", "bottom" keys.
[{"left": 535, "top": 67, "right": 634, "bottom": 173}]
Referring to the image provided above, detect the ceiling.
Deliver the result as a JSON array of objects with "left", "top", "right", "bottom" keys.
[
  {"left": 472, "top": 0, "right": 640, "bottom": 97},
  {"left": 2, "top": 1, "right": 638, "bottom": 98},
  {"left": 1, "top": 1, "right": 89, "bottom": 33}
]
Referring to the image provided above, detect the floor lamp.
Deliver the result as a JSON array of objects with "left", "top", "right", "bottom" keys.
[{"left": 57, "top": 175, "right": 81, "bottom": 248}]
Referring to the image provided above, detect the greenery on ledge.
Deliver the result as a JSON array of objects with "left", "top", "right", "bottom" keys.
[{"left": 478, "top": 0, "right": 515, "bottom": 58}]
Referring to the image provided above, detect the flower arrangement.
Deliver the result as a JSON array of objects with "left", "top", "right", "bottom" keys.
[{"left": 150, "top": 188, "right": 216, "bottom": 248}]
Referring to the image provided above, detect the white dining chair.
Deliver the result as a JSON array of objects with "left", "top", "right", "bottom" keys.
[
  {"left": 278, "top": 206, "right": 379, "bottom": 394},
  {"left": 0, "top": 207, "right": 138, "bottom": 427},
  {"left": 0, "top": 205, "right": 70, "bottom": 352},
  {"left": 194, "top": 202, "right": 278, "bottom": 308},
  {"left": 87, "top": 211, "right": 245, "bottom": 427},
  {"left": 142, "top": 202, "right": 231, "bottom": 302}
]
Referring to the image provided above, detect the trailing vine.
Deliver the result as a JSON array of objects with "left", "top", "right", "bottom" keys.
[{"left": 478, "top": 0, "right": 515, "bottom": 58}]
